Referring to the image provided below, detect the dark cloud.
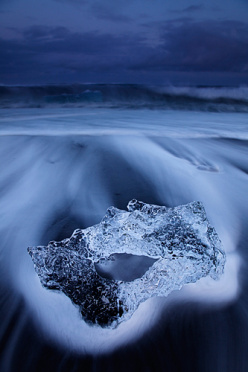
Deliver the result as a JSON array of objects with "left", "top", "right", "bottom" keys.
[
  {"left": 91, "top": 3, "right": 132, "bottom": 23},
  {"left": 171, "top": 5, "right": 204, "bottom": 14},
  {"left": 23, "top": 25, "right": 70, "bottom": 41},
  {"left": 0, "top": 20, "right": 248, "bottom": 84},
  {"left": 141, "top": 17, "right": 193, "bottom": 29},
  {"left": 210, "top": 6, "right": 221, "bottom": 12},
  {"left": 0, "top": 25, "right": 150, "bottom": 83},
  {"left": 130, "top": 20, "right": 248, "bottom": 74},
  {"left": 53, "top": 0, "right": 85, "bottom": 4},
  {"left": 183, "top": 5, "right": 204, "bottom": 12}
]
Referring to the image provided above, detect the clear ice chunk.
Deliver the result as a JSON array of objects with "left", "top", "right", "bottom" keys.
[{"left": 28, "top": 200, "right": 225, "bottom": 327}]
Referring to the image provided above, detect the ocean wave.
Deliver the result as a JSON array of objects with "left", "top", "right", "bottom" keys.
[{"left": 0, "top": 84, "right": 248, "bottom": 112}]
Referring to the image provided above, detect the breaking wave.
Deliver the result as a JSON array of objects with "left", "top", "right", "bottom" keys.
[{"left": 0, "top": 84, "right": 248, "bottom": 112}]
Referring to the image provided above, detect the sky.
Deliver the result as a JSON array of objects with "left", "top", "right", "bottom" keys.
[{"left": 0, "top": 0, "right": 248, "bottom": 85}]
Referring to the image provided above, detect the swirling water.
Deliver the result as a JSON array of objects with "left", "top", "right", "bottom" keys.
[{"left": 0, "top": 102, "right": 248, "bottom": 371}]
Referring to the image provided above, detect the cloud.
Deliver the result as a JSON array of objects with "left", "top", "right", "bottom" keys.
[
  {"left": 130, "top": 20, "right": 248, "bottom": 73},
  {"left": 170, "top": 5, "right": 204, "bottom": 14},
  {"left": 0, "top": 25, "right": 150, "bottom": 83},
  {"left": 23, "top": 25, "right": 71, "bottom": 41},
  {"left": 91, "top": 3, "right": 132, "bottom": 23},
  {"left": 0, "top": 20, "right": 248, "bottom": 84},
  {"left": 183, "top": 5, "right": 203, "bottom": 12},
  {"left": 53, "top": 0, "right": 85, "bottom": 4}
]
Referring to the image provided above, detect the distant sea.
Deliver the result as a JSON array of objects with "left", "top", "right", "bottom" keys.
[
  {"left": 1, "top": 83, "right": 248, "bottom": 112},
  {"left": 0, "top": 84, "right": 248, "bottom": 372}
]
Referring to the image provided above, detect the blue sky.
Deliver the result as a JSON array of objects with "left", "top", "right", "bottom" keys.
[{"left": 0, "top": 0, "right": 248, "bottom": 85}]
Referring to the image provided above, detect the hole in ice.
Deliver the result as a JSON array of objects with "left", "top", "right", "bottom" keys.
[{"left": 94, "top": 253, "right": 158, "bottom": 282}]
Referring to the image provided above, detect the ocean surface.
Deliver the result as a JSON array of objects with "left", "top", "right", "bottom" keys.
[{"left": 0, "top": 84, "right": 248, "bottom": 372}]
